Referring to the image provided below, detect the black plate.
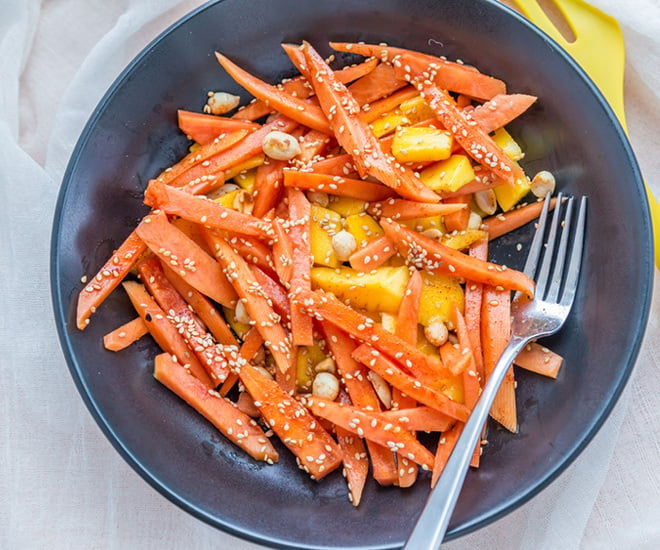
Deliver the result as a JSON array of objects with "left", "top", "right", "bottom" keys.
[{"left": 50, "top": 0, "right": 653, "bottom": 548}]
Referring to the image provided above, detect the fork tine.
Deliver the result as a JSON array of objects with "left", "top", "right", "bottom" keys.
[
  {"left": 535, "top": 192, "right": 566, "bottom": 297},
  {"left": 546, "top": 197, "right": 575, "bottom": 302},
  {"left": 522, "top": 193, "right": 554, "bottom": 279},
  {"left": 559, "top": 196, "right": 587, "bottom": 308}
]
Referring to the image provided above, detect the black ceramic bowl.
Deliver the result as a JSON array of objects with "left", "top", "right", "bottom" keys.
[{"left": 51, "top": 0, "right": 653, "bottom": 548}]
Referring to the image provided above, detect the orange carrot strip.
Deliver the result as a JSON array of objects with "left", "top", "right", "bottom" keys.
[
  {"left": 287, "top": 188, "right": 314, "bottom": 346},
  {"left": 154, "top": 353, "right": 278, "bottom": 462},
  {"left": 329, "top": 42, "right": 506, "bottom": 100},
  {"left": 308, "top": 153, "right": 357, "bottom": 177},
  {"left": 336, "top": 425, "right": 369, "bottom": 506},
  {"left": 352, "top": 344, "right": 470, "bottom": 422},
  {"left": 166, "top": 116, "right": 297, "bottom": 189},
  {"left": 319, "top": 322, "right": 398, "bottom": 486},
  {"left": 221, "top": 233, "right": 275, "bottom": 277},
  {"left": 308, "top": 397, "right": 435, "bottom": 471},
  {"left": 297, "top": 129, "right": 332, "bottom": 164},
  {"left": 465, "top": 238, "right": 487, "bottom": 381},
  {"left": 298, "top": 289, "right": 449, "bottom": 383},
  {"left": 439, "top": 341, "right": 472, "bottom": 377},
  {"left": 156, "top": 129, "right": 249, "bottom": 187},
  {"left": 76, "top": 230, "right": 147, "bottom": 330},
  {"left": 403, "top": 78, "right": 525, "bottom": 186},
  {"left": 135, "top": 210, "right": 237, "bottom": 307},
  {"left": 138, "top": 257, "right": 232, "bottom": 384},
  {"left": 283, "top": 170, "right": 394, "bottom": 202},
  {"left": 358, "top": 86, "right": 419, "bottom": 124},
  {"left": 514, "top": 342, "right": 563, "bottom": 378},
  {"left": 207, "top": 232, "right": 295, "bottom": 380},
  {"left": 431, "top": 424, "right": 461, "bottom": 488},
  {"left": 377, "top": 407, "right": 454, "bottom": 433},
  {"left": 348, "top": 62, "right": 409, "bottom": 106},
  {"left": 300, "top": 41, "right": 440, "bottom": 203},
  {"left": 481, "top": 283, "right": 516, "bottom": 432},
  {"left": 237, "top": 363, "right": 342, "bottom": 479},
  {"left": 216, "top": 52, "right": 332, "bottom": 134},
  {"left": 162, "top": 264, "right": 238, "bottom": 346},
  {"left": 103, "top": 316, "right": 148, "bottom": 351},
  {"left": 469, "top": 94, "right": 537, "bottom": 134},
  {"left": 367, "top": 198, "right": 466, "bottom": 220},
  {"left": 348, "top": 235, "right": 397, "bottom": 272},
  {"left": 381, "top": 218, "right": 535, "bottom": 296},
  {"left": 271, "top": 217, "right": 294, "bottom": 286},
  {"left": 395, "top": 269, "right": 422, "bottom": 345},
  {"left": 483, "top": 198, "right": 558, "bottom": 240},
  {"left": 219, "top": 328, "right": 264, "bottom": 397},
  {"left": 253, "top": 159, "right": 286, "bottom": 218},
  {"left": 177, "top": 110, "right": 258, "bottom": 145},
  {"left": 442, "top": 195, "right": 472, "bottom": 233},
  {"left": 122, "top": 281, "right": 214, "bottom": 388},
  {"left": 249, "top": 264, "right": 291, "bottom": 322},
  {"left": 144, "top": 179, "right": 273, "bottom": 239}
]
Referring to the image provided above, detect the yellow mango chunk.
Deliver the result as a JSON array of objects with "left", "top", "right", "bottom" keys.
[
  {"left": 344, "top": 213, "right": 383, "bottom": 248},
  {"left": 418, "top": 272, "right": 465, "bottom": 326},
  {"left": 327, "top": 195, "right": 368, "bottom": 217},
  {"left": 310, "top": 204, "right": 343, "bottom": 267},
  {"left": 494, "top": 164, "right": 531, "bottom": 212},
  {"left": 441, "top": 229, "right": 488, "bottom": 251},
  {"left": 399, "top": 95, "right": 436, "bottom": 124},
  {"left": 296, "top": 343, "right": 327, "bottom": 393},
  {"left": 223, "top": 153, "right": 265, "bottom": 181},
  {"left": 233, "top": 167, "right": 257, "bottom": 193},
  {"left": 420, "top": 154, "right": 475, "bottom": 192},
  {"left": 370, "top": 110, "right": 410, "bottom": 138},
  {"left": 401, "top": 215, "right": 446, "bottom": 233},
  {"left": 212, "top": 189, "right": 241, "bottom": 209},
  {"left": 311, "top": 266, "right": 410, "bottom": 315},
  {"left": 391, "top": 127, "right": 453, "bottom": 163},
  {"left": 492, "top": 128, "right": 524, "bottom": 161},
  {"left": 222, "top": 306, "right": 250, "bottom": 339}
]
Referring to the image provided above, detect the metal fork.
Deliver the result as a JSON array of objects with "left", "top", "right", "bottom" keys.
[{"left": 404, "top": 192, "right": 588, "bottom": 549}]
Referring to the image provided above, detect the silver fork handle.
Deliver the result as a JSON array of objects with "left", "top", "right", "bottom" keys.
[{"left": 403, "top": 334, "right": 530, "bottom": 549}]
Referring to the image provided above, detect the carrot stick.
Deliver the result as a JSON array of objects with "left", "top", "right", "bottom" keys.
[
  {"left": 439, "top": 341, "right": 472, "bottom": 377},
  {"left": 352, "top": 344, "right": 470, "bottom": 422},
  {"left": 298, "top": 289, "right": 450, "bottom": 384},
  {"left": 367, "top": 198, "right": 466, "bottom": 220},
  {"left": 76, "top": 230, "right": 147, "bottom": 329},
  {"left": 442, "top": 195, "right": 471, "bottom": 232},
  {"left": 307, "top": 397, "right": 435, "bottom": 471},
  {"left": 249, "top": 264, "right": 291, "bottom": 322},
  {"left": 483, "top": 198, "right": 558, "bottom": 240},
  {"left": 469, "top": 94, "right": 537, "bottom": 134},
  {"left": 154, "top": 353, "right": 278, "bottom": 462},
  {"left": 308, "top": 153, "right": 357, "bottom": 177},
  {"left": 377, "top": 407, "right": 454, "bottom": 433},
  {"left": 218, "top": 327, "right": 264, "bottom": 396},
  {"left": 122, "top": 281, "right": 214, "bottom": 388},
  {"left": 221, "top": 233, "right": 275, "bottom": 277},
  {"left": 135, "top": 210, "right": 237, "bottom": 307},
  {"left": 283, "top": 171, "right": 395, "bottom": 202},
  {"left": 514, "top": 342, "right": 563, "bottom": 378},
  {"left": 103, "top": 316, "right": 148, "bottom": 351},
  {"left": 252, "top": 159, "right": 286, "bottom": 218},
  {"left": 329, "top": 42, "right": 506, "bottom": 101},
  {"left": 394, "top": 269, "right": 422, "bottom": 346},
  {"left": 287, "top": 188, "right": 314, "bottom": 346},
  {"left": 300, "top": 41, "right": 441, "bottom": 203},
  {"left": 465, "top": 238, "right": 487, "bottom": 381},
  {"left": 380, "top": 218, "right": 535, "bottom": 297},
  {"left": 216, "top": 52, "right": 332, "bottom": 134},
  {"left": 177, "top": 110, "right": 258, "bottom": 145},
  {"left": 144, "top": 178, "right": 273, "bottom": 240},
  {"left": 236, "top": 362, "right": 342, "bottom": 479},
  {"left": 348, "top": 62, "right": 409, "bottom": 106},
  {"left": 297, "top": 129, "right": 332, "bottom": 164},
  {"left": 359, "top": 86, "right": 419, "bottom": 124},
  {"left": 348, "top": 235, "right": 397, "bottom": 272},
  {"left": 271, "top": 217, "right": 294, "bottom": 286},
  {"left": 431, "top": 424, "right": 461, "bottom": 488},
  {"left": 336, "top": 425, "right": 369, "bottom": 506}
]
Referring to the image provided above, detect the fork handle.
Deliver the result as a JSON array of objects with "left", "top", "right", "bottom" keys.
[{"left": 403, "top": 334, "right": 530, "bottom": 550}]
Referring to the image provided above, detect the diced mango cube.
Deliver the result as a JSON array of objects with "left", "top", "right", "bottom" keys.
[
  {"left": 494, "top": 164, "right": 531, "bottom": 212},
  {"left": 441, "top": 229, "right": 488, "bottom": 251},
  {"left": 296, "top": 343, "right": 327, "bottom": 392},
  {"left": 401, "top": 215, "right": 445, "bottom": 233},
  {"left": 492, "top": 128, "right": 524, "bottom": 161},
  {"left": 344, "top": 213, "right": 383, "bottom": 248},
  {"left": 399, "top": 95, "right": 436, "bottom": 124},
  {"left": 370, "top": 110, "right": 410, "bottom": 138},
  {"left": 327, "top": 195, "right": 368, "bottom": 217},
  {"left": 391, "top": 127, "right": 453, "bottom": 163},
  {"left": 233, "top": 167, "right": 257, "bottom": 193},
  {"left": 310, "top": 266, "right": 410, "bottom": 314},
  {"left": 310, "top": 204, "right": 343, "bottom": 267},
  {"left": 420, "top": 154, "right": 475, "bottom": 192},
  {"left": 223, "top": 153, "right": 265, "bottom": 181},
  {"left": 418, "top": 272, "right": 465, "bottom": 326}
]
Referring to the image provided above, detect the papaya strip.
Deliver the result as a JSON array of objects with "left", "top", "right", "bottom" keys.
[
  {"left": 439, "top": 341, "right": 472, "bottom": 377},
  {"left": 236, "top": 362, "right": 342, "bottom": 479},
  {"left": 297, "top": 129, "right": 332, "bottom": 164},
  {"left": 483, "top": 198, "right": 558, "bottom": 240},
  {"left": 359, "top": 86, "right": 419, "bottom": 124},
  {"left": 469, "top": 94, "right": 537, "bottom": 134},
  {"left": 222, "top": 233, "right": 275, "bottom": 277},
  {"left": 76, "top": 229, "right": 147, "bottom": 330},
  {"left": 122, "top": 281, "right": 214, "bottom": 388},
  {"left": 348, "top": 62, "right": 409, "bottom": 106},
  {"left": 177, "top": 110, "right": 258, "bottom": 145},
  {"left": 144, "top": 179, "right": 273, "bottom": 240},
  {"left": 514, "top": 342, "right": 563, "bottom": 378},
  {"left": 154, "top": 353, "right": 278, "bottom": 462},
  {"left": 300, "top": 41, "right": 440, "bottom": 203},
  {"left": 138, "top": 257, "right": 231, "bottom": 384},
  {"left": 367, "top": 198, "right": 466, "bottom": 220},
  {"left": 219, "top": 327, "right": 264, "bottom": 396},
  {"left": 431, "top": 424, "right": 461, "bottom": 488},
  {"left": 377, "top": 407, "right": 454, "bottom": 433},
  {"left": 283, "top": 171, "right": 395, "bottom": 202},
  {"left": 307, "top": 397, "right": 435, "bottom": 471},
  {"left": 336, "top": 425, "right": 369, "bottom": 506},
  {"left": 465, "top": 237, "right": 488, "bottom": 381},
  {"left": 298, "top": 289, "right": 450, "bottom": 383},
  {"left": 308, "top": 153, "right": 357, "bottom": 177},
  {"left": 380, "top": 218, "right": 535, "bottom": 297},
  {"left": 271, "top": 217, "right": 294, "bottom": 286},
  {"left": 135, "top": 210, "right": 237, "bottom": 307},
  {"left": 348, "top": 235, "right": 397, "bottom": 272},
  {"left": 394, "top": 269, "right": 422, "bottom": 346},
  {"left": 249, "top": 264, "right": 291, "bottom": 322},
  {"left": 103, "top": 316, "right": 148, "bottom": 351},
  {"left": 253, "top": 159, "right": 286, "bottom": 218},
  {"left": 216, "top": 52, "right": 332, "bottom": 134},
  {"left": 442, "top": 195, "right": 472, "bottom": 233},
  {"left": 352, "top": 344, "right": 470, "bottom": 422}
]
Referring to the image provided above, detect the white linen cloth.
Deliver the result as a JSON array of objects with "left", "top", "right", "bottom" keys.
[{"left": 1, "top": 0, "right": 658, "bottom": 548}]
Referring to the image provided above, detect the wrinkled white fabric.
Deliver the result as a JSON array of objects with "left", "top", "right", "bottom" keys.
[{"left": 1, "top": 0, "right": 658, "bottom": 548}]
